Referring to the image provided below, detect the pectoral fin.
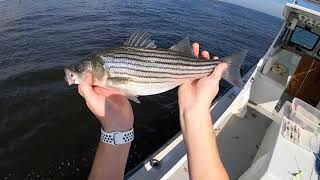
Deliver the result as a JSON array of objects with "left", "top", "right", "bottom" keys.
[
  {"left": 108, "top": 77, "right": 130, "bottom": 85},
  {"left": 119, "top": 90, "right": 140, "bottom": 103},
  {"left": 107, "top": 77, "right": 141, "bottom": 103},
  {"left": 126, "top": 94, "right": 141, "bottom": 104}
]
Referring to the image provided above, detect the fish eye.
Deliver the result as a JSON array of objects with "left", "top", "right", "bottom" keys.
[{"left": 75, "top": 66, "right": 81, "bottom": 72}]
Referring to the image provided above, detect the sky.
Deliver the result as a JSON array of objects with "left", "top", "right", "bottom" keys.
[{"left": 219, "top": 0, "right": 320, "bottom": 18}]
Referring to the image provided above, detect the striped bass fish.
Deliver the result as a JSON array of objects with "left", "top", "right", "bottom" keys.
[{"left": 64, "top": 31, "right": 247, "bottom": 103}]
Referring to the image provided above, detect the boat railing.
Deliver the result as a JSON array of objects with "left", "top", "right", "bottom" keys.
[
  {"left": 286, "top": 0, "right": 320, "bottom": 13},
  {"left": 287, "top": 0, "right": 320, "bottom": 5}
]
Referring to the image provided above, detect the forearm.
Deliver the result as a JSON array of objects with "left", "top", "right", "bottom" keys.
[
  {"left": 89, "top": 120, "right": 133, "bottom": 180},
  {"left": 89, "top": 141, "right": 131, "bottom": 180},
  {"left": 180, "top": 109, "right": 229, "bottom": 180}
]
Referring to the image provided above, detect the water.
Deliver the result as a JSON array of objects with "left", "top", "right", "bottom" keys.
[{"left": 0, "top": 0, "right": 282, "bottom": 179}]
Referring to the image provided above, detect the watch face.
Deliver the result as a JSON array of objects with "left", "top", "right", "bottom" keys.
[{"left": 115, "top": 131, "right": 134, "bottom": 145}]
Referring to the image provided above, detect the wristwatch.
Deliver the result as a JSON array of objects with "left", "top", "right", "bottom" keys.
[{"left": 100, "top": 128, "right": 134, "bottom": 145}]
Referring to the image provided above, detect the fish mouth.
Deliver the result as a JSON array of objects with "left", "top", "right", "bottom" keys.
[{"left": 64, "top": 68, "right": 74, "bottom": 85}]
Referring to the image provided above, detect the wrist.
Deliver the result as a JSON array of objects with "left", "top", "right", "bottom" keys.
[
  {"left": 102, "top": 125, "right": 133, "bottom": 132},
  {"left": 179, "top": 107, "right": 212, "bottom": 132},
  {"left": 102, "top": 123, "right": 133, "bottom": 132},
  {"left": 179, "top": 103, "right": 211, "bottom": 119}
]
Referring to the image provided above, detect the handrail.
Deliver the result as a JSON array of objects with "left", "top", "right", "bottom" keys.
[{"left": 287, "top": 0, "right": 320, "bottom": 5}]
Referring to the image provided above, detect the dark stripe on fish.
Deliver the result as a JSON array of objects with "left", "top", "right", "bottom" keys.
[
  {"left": 106, "top": 59, "right": 217, "bottom": 72},
  {"left": 110, "top": 66, "right": 213, "bottom": 76},
  {"left": 103, "top": 56, "right": 219, "bottom": 70},
  {"left": 113, "top": 72, "right": 209, "bottom": 83},
  {"left": 109, "top": 53, "right": 217, "bottom": 67},
  {"left": 120, "top": 46, "right": 196, "bottom": 58}
]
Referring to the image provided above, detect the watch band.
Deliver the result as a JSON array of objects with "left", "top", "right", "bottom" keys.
[{"left": 100, "top": 128, "right": 134, "bottom": 145}]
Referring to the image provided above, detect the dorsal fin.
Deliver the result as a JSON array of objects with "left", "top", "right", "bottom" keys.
[
  {"left": 124, "top": 31, "right": 157, "bottom": 48},
  {"left": 169, "top": 37, "right": 195, "bottom": 57}
]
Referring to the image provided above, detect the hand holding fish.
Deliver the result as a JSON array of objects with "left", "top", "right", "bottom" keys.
[
  {"left": 178, "top": 43, "right": 228, "bottom": 116},
  {"left": 76, "top": 42, "right": 226, "bottom": 133},
  {"left": 78, "top": 74, "right": 133, "bottom": 180},
  {"left": 78, "top": 73, "right": 134, "bottom": 132},
  {"left": 74, "top": 39, "right": 232, "bottom": 180},
  {"left": 177, "top": 44, "right": 230, "bottom": 180}
]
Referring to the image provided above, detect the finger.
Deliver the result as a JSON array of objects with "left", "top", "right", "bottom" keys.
[
  {"left": 192, "top": 43, "right": 199, "bottom": 57},
  {"left": 78, "top": 87, "right": 84, "bottom": 97},
  {"left": 78, "top": 73, "right": 97, "bottom": 100},
  {"left": 201, "top": 51, "right": 210, "bottom": 60},
  {"left": 209, "top": 63, "right": 228, "bottom": 81}
]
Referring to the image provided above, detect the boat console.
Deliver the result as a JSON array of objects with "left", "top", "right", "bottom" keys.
[{"left": 250, "top": 5, "right": 320, "bottom": 112}]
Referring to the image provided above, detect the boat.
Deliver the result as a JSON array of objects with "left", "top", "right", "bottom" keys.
[{"left": 126, "top": 0, "right": 320, "bottom": 179}]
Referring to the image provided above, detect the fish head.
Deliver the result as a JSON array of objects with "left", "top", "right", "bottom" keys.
[{"left": 64, "top": 61, "right": 92, "bottom": 85}]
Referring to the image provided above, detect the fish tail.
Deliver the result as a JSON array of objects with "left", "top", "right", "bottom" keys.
[{"left": 221, "top": 50, "right": 248, "bottom": 87}]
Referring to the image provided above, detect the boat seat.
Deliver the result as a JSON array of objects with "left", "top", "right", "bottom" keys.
[
  {"left": 261, "top": 49, "right": 301, "bottom": 88},
  {"left": 249, "top": 49, "right": 301, "bottom": 112}
]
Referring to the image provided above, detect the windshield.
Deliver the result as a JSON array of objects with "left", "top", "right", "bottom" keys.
[
  {"left": 289, "top": 0, "right": 320, "bottom": 12},
  {"left": 289, "top": 26, "right": 319, "bottom": 50}
]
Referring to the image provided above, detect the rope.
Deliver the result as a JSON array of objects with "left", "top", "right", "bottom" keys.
[{"left": 294, "top": 58, "right": 316, "bottom": 97}]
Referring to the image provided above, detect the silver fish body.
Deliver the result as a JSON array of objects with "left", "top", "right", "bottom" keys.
[
  {"left": 65, "top": 32, "right": 247, "bottom": 103},
  {"left": 97, "top": 47, "right": 221, "bottom": 95}
]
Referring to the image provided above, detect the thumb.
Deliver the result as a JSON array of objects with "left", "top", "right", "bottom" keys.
[
  {"left": 209, "top": 63, "right": 228, "bottom": 81},
  {"left": 78, "top": 73, "right": 97, "bottom": 100}
]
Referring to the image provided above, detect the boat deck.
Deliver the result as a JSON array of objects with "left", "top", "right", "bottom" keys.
[{"left": 168, "top": 105, "right": 272, "bottom": 180}]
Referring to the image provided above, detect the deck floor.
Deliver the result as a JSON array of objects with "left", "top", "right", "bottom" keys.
[{"left": 169, "top": 106, "right": 272, "bottom": 180}]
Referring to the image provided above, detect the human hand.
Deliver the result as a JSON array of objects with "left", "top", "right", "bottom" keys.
[
  {"left": 78, "top": 74, "right": 134, "bottom": 132},
  {"left": 177, "top": 44, "right": 229, "bottom": 180},
  {"left": 178, "top": 43, "right": 228, "bottom": 116}
]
